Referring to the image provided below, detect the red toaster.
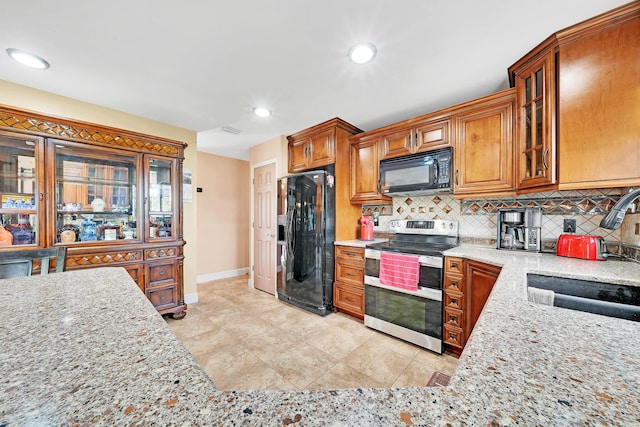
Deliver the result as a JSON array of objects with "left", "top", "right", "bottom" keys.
[{"left": 556, "top": 234, "right": 608, "bottom": 261}]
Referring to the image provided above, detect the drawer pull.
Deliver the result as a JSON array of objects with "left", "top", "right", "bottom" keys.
[
  {"left": 345, "top": 272, "right": 356, "bottom": 277},
  {"left": 345, "top": 297, "right": 355, "bottom": 302},
  {"left": 159, "top": 269, "right": 166, "bottom": 275}
]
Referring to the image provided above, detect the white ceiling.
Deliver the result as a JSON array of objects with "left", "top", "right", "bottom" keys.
[{"left": 0, "top": 0, "right": 630, "bottom": 160}]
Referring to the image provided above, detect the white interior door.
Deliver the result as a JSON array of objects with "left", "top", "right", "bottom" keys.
[{"left": 253, "top": 162, "right": 276, "bottom": 295}]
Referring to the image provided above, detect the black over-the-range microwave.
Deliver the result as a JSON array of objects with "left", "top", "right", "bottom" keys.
[{"left": 378, "top": 147, "right": 453, "bottom": 196}]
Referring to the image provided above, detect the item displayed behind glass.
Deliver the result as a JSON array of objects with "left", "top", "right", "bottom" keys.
[
  {"left": 54, "top": 144, "right": 137, "bottom": 243},
  {"left": 0, "top": 135, "right": 39, "bottom": 246}
]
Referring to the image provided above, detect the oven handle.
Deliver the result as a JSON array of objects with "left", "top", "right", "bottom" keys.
[
  {"left": 364, "top": 276, "right": 442, "bottom": 301},
  {"left": 365, "top": 249, "right": 443, "bottom": 269}
]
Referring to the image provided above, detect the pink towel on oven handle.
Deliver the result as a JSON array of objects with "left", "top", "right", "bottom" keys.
[{"left": 379, "top": 252, "right": 419, "bottom": 291}]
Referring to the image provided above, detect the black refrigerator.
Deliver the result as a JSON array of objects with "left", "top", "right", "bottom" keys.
[{"left": 276, "top": 167, "right": 335, "bottom": 316}]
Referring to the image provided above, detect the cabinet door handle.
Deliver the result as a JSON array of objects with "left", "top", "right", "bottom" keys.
[
  {"left": 542, "top": 148, "right": 549, "bottom": 170},
  {"left": 455, "top": 170, "right": 459, "bottom": 186},
  {"left": 39, "top": 192, "right": 44, "bottom": 201}
]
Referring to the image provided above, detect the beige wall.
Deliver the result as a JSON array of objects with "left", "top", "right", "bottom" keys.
[
  {"left": 0, "top": 79, "right": 199, "bottom": 299},
  {"left": 249, "top": 135, "right": 288, "bottom": 178},
  {"left": 196, "top": 152, "right": 250, "bottom": 280}
]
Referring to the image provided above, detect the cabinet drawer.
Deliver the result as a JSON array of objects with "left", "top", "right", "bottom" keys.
[
  {"left": 443, "top": 325, "right": 464, "bottom": 348},
  {"left": 444, "top": 307, "right": 464, "bottom": 329},
  {"left": 335, "top": 261, "right": 364, "bottom": 287},
  {"left": 444, "top": 273, "right": 464, "bottom": 293},
  {"left": 334, "top": 282, "right": 365, "bottom": 315},
  {"left": 124, "top": 264, "right": 145, "bottom": 293},
  {"left": 148, "top": 285, "right": 177, "bottom": 310},
  {"left": 444, "top": 291, "right": 464, "bottom": 310},
  {"left": 148, "top": 261, "right": 177, "bottom": 287},
  {"left": 335, "top": 246, "right": 365, "bottom": 263},
  {"left": 444, "top": 257, "right": 464, "bottom": 274}
]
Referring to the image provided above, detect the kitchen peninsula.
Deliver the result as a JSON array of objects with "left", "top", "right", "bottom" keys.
[{"left": 2, "top": 254, "right": 639, "bottom": 425}]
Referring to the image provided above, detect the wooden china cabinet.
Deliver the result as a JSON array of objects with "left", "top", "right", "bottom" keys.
[{"left": 0, "top": 105, "right": 186, "bottom": 318}]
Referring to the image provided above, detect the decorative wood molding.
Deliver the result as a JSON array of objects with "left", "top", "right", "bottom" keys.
[
  {"left": 0, "top": 105, "right": 185, "bottom": 157},
  {"left": 66, "top": 251, "right": 143, "bottom": 267},
  {"left": 145, "top": 247, "right": 179, "bottom": 259}
]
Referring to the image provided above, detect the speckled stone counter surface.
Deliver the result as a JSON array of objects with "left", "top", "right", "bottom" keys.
[
  {"left": 0, "top": 268, "right": 219, "bottom": 426},
  {"left": 3, "top": 255, "right": 639, "bottom": 426},
  {"left": 334, "top": 238, "right": 388, "bottom": 248}
]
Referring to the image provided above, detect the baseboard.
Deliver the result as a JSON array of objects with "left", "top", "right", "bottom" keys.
[
  {"left": 197, "top": 267, "right": 250, "bottom": 284},
  {"left": 184, "top": 292, "right": 198, "bottom": 305}
]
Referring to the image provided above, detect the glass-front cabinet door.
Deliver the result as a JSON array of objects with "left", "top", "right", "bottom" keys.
[
  {"left": 0, "top": 131, "right": 44, "bottom": 247},
  {"left": 52, "top": 141, "right": 140, "bottom": 244},
  {"left": 514, "top": 51, "right": 556, "bottom": 189},
  {"left": 146, "top": 156, "right": 176, "bottom": 241}
]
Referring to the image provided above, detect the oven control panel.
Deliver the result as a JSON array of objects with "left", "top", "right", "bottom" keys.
[{"left": 389, "top": 219, "right": 458, "bottom": 236}]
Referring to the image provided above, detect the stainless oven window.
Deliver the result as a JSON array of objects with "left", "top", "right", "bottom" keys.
[
  {"left": 365, "top": 285, "right": 442, "bottom": 340},
  {"left": 365, "top": 257, "right": 442, "bottom": 290}
]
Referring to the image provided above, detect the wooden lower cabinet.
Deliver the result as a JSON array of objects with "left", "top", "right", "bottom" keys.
[
  {"left": 124, "top": 263, "right": 145, "bottom": 293},
  {"left": 443, "top": 257, "right": 501, "bottom": 354},
  {"left": 65, "top": 243, "right": 186, "bottom": 318},
  {"left": 333, "top": 245, "right": 365, "bottom": 319}
]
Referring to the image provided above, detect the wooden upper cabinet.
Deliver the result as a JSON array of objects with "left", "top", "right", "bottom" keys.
[
  {"left": 380, "top": 127, "right": 413, "bottom": 159},
  {"left": 350, "top": 134, "right": 391, "bottom": 204},
  {"left": 556, "top": 3, "right": 640, "bottom": 189},
  {"left": 510, "top": 50, "right": 557, "bottom": 190},
  {"left": 288, "top": 137, "right": 309, "bottom": 172},
  {"left": 288, "top": 124, "right": 339, "bottom": 173},
  {"left": 453, "top": 89, "right": 516, "bottom": 197},
  {"left": 508, "top": 1, "right": 640, "bottom": 191},
  {"left": 307, "top": 128, "right": 336, "bottom": 167},
  {"left": 415, "top": 119, "right": 451, "bottom": 152},
  {"left": 380, "top": 118, "right": 451, "bottom": 160}
]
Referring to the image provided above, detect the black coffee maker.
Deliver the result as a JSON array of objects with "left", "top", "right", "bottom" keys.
[{"left": 497, "top": 207, "right": 542, "bottom": 252}]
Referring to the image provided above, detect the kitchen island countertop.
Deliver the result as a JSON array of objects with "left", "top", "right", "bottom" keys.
[{"left": 2, "top": 250, "right": 640, "bottom": 425}]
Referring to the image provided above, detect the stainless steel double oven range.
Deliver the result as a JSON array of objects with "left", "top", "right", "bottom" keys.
[{"left": 364, "top": 220, "right": 459, "bottom": 354}]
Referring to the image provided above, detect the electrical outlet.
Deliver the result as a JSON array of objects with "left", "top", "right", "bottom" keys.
[{"left": 563, "top": 219, "right": 576, "bottom": 233}]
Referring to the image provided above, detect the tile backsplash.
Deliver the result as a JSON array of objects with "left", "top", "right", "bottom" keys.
[{"left": 363, "top": 188, "right": 638, "bottom": 246}]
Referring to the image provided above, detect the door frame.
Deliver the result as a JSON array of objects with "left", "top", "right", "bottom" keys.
[{"left": 249, "top": 158, "right": 279, "bottom": 295}]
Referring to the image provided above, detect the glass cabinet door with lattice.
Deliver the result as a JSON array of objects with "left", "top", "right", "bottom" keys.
[
  {"left": 0, "top": 131, "right": 45, "bottom": 247},
  {"left": 52, "top": 141, "right": 140, "bottom": 245},
  {"left": 146, "top": 156, "right": 177, "bottom": 241},
  {"left": 513, "top": 51, "right": 556, "bottom": 189}
]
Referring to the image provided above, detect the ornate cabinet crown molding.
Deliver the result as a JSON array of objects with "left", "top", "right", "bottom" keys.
[{"left": 0, "top": 104, "right": 185, "bottom": 157}]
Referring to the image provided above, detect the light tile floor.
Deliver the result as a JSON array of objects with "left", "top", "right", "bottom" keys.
[{"left": 166, "top": 275, "right": 458, "bottom": 391}]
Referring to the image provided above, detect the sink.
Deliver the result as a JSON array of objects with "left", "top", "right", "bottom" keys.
[{"left": 527, "top": 273, "right": 640, "bottom": 322}]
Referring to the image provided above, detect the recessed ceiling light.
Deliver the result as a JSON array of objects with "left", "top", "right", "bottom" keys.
[
  {"left": 6, "top": 48, "right": 50, "bottom": 70},
  {"left": 348, "top": 42, "right": 377, "bottom": 64},
  {"left": 253, "top": 107, "right": 271, "bottom": 117}
]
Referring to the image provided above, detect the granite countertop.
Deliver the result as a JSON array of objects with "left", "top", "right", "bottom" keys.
[
  {"left": 3, "top": 252, "right": 640, "bottom": 425},
  {"left": 334, "top": 238, "right": 388, "bottom": 247}
]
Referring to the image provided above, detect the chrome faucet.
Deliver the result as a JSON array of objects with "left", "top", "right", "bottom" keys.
[{"left": 600, "top": 188, "right": 640, "bottom": 230}]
